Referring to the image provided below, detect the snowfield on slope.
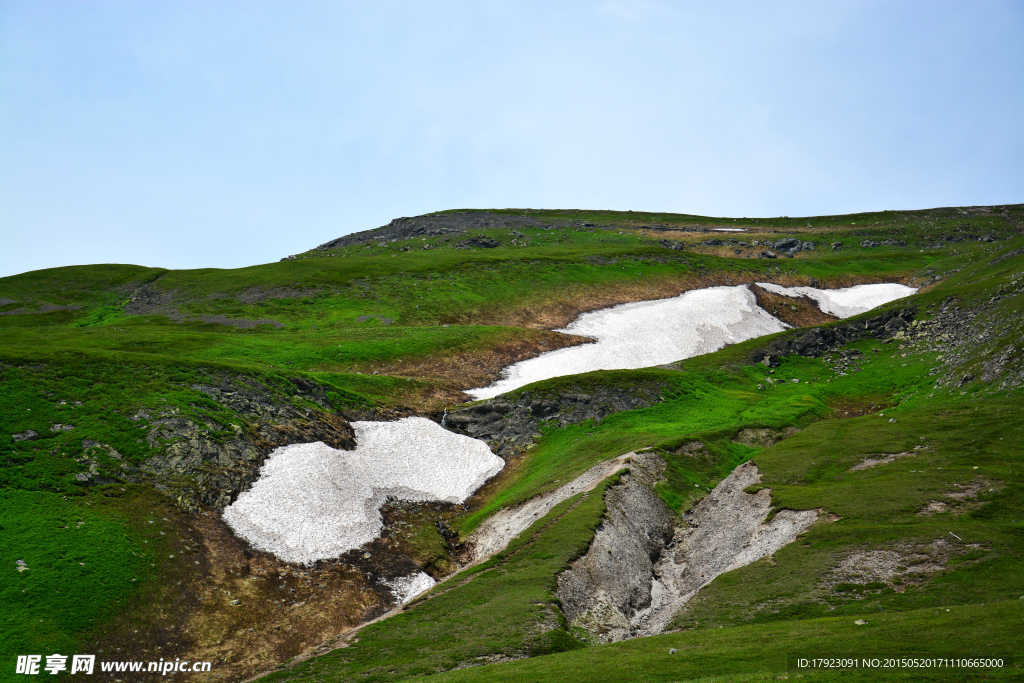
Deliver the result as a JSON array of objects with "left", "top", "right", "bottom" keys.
[
  {"left": 222, "top": 417, "right": 504, "bottom": 565},
  {"left": 468, "top": 282, "right": 916, "bottom": 400},
  {"left": 755, "top": 282, "right": 917, "bottom": 318}
]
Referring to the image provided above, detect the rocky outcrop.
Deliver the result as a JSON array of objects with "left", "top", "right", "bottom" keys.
[
  {"left": 443, "top": 383, "right": 665, "bottom": 456},
  {"left": 314, "top": 212, "right": 583, "bottom": 251},
  {"left": 860, "top": 238, "right": 906, "bottom": 248},
  {"left": 750, "top": 307, "right": 916, "bottom": 366},
  {"left": 136, "top": 374, "right": 355, "bottom": 512},
  {"left": 456, "top": 236, "right": 500, "bottom": 249},
  {"left": 555, "top": 452, "right": 675, "bottom": 642},
  {"left": 897, "top": 280, "right": 1024, "bottom": 392},
  {"left": 557, "top": 460, "right": 822, "bottom": 643}
]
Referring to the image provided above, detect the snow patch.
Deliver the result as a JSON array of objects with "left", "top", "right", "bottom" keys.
[
  {"left": 755, "top": 282, "right": 916, "bottom": 318},
  {"left": 468, "top": 282, "right": 919, "bottom": 400},
  {"left": 222, "top": 417, "right": 504, "bottom": 565},
  {"left": 385, "top": 571, "right": 436, "bottom": 604},
  {"left": 468, "top": 286, "right": 786, "bottom": 400}
]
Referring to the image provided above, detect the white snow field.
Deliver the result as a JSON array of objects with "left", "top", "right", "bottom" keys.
[
  {"left": 755, "top": 282, "right": 916, "bottom": 319},
  {"left": 468, "top": 282, "right": 917, "bottom": 400},
  {"left": 468, "top": 286, "right": 785, "bottom": 400},
  {"left": 222, "top": 417, "right": 504, "bottom": 565}
]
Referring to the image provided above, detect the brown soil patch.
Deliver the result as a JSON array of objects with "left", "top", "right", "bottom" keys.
[
  {"left": 826, "top": 396, "right": 893, "bottom": 419},
  {"left": 453, "top": 270, "right": 906, "bottom": 332},
  {"left": 350, "top": 330, "right": 594, "bottom": 409},
  {"left": 749, "top": 284, "right": 839, "bottom": 327},
  {"left": 822, "top": 537, "right": 981, "bottom": 594},
  {"left": 732, "top": 426, "right": 801, "bottom": 449},
  {"left": 330, "top": 271, "right": 908, "bottom": 412},
  {"left": 92, "top": 490, "right": 469, "bottom": 682}
]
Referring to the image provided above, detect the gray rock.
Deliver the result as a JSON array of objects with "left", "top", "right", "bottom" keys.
[
  {"left": 12, "top": 430, "right": 38, "bottom": 442},
  {"left": 555, "top": 452, "right": 675, "bottom": 643},
  {"left": 457, "top": 236, "right": 500, "bottom": 249},
  {"left": 749, "top": 307, "right": 916, "bottom": 366},
  {"left": 444, "top": 383, "right": 665, "bottom": 457}
]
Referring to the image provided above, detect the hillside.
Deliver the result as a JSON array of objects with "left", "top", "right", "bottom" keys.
[{"left": 2, "top": 204, "right": 1022, "bottom": 682}]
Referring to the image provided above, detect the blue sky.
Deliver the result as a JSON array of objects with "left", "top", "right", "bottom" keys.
[{"left": 1, "top": 0, "right": 1021, "bottom": 278}]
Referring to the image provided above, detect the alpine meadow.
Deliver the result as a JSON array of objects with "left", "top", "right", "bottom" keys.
[{"left": 2, "top": 205, "right": 1023, "bottom": 683}]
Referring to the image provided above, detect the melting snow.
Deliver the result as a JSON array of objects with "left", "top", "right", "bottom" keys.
[
  {"left": 222, "top": 417, "right": 504, "bottom": 565},
  {"left": 755, "top": 282, "right": 916, "bottom": 318},
  {"left": 468, "top": 282, "right": 917, "bottom": 400},
  {"left": 468, "top": 286, "right": 785, "bottom": 400},
  {"left": 385, "top": 571, "right": 437, "bottom": 604}
]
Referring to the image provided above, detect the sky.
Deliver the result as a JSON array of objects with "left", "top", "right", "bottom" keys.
[{"left": 1, "top": 1, "right": 1022, "bottom": 278}]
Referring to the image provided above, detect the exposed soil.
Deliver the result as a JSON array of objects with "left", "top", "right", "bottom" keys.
[
  {"left": 91, "top": 498, "right": 379, "bottom": 682},
  {"left": 454, "top": 272, "right": 901, "bottom": 332},
  {"left": 92, "top": 490, "right": 470, "bottom": 683},
  {"left": 732, "top": 427, "right": 801, "bottom": 449},
  {"left": 359, "top": 330, "right": 593, "bottom": 407},
  {"left": 555, "top": 452, "right": 675, "bottom": 643},
  {"left": 554, "top": 460, "right": 825, "bottom": 642},
  {"left": 821, "top": 537, "right": 981, "bottom": 595},
  {"left": 749, "top": 283, "right": 838, "bottom": 327},
  {"left": 849, "top": 449, "right": 920, "bottom": 472}
]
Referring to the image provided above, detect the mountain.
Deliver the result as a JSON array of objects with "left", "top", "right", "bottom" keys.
[{"left": 2, "top": 205, "right": 1022, "bottom": 682}]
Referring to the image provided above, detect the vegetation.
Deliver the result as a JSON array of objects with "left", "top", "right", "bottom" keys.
[{"left": 0, "top": 205, "right": 1021, "bottom": 681}]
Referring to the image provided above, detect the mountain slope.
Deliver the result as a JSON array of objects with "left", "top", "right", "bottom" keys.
[{"left": 1, "top": 205, "right": 1021, "bottom": 682}]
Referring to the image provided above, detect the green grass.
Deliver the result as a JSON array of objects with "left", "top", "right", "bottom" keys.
[
  {"left": 0, "top": 206, "right": 1021, "bottom": 681},
  {"left": 427, "top": 600, "right": 1023, "bottom": 682},
  {"left": 0, "top": 485, "right": 182, "bottom": 662}
]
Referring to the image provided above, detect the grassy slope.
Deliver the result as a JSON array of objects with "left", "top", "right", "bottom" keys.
[
  {"left": 247, "top": 238, "right": 1021, "bottom": 681},
  {"left": 0, "top": 206, "right": 1020, "bottom": 679}
]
